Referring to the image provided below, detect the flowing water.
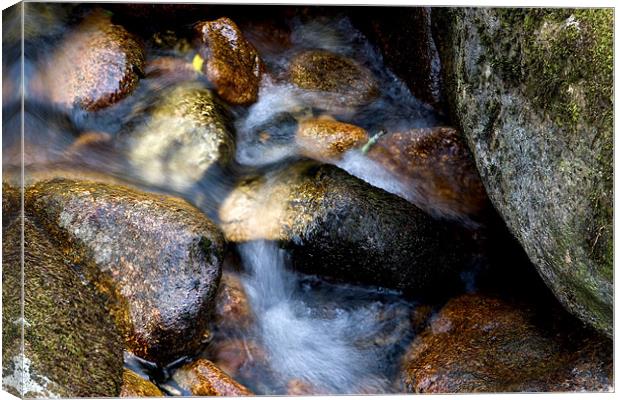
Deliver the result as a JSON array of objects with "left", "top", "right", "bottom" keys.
[{"left": 5, "top": 5, "right": 466, "bottom": 395}]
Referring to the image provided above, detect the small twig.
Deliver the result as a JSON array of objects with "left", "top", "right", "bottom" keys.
[{"left": 361, "top": 129, "right": 386, "bottom": 154}]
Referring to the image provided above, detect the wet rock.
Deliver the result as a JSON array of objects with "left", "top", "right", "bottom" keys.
[
  {"left": 120, "top": 369, "right": 163, "bottom": 397},
  {"left": 214, "top": 273, "right": 254, "bottom": 332},
  {"left": 206, "top": 338, "right": 269, "bottom": 384},
  {"left": 122, "top": 82, "right": 234, "bottom": 191},
  {"left": 366, "top": 126, "right": 489, "bottom": 221},
  {"left": 296, "top": 117, "right": 368, "bottom": 162},
  {"left": 401, "top": 294, "right": 613, "bottom": 393},
  {"left": 24, "top": 179, "right": 225, "bottom": 364},
  {"left": 219, "top": 162, "right": 470, "bottom": 294},
  {"left": 144, "top": 56, "right": 199, "bottom": 83},
  {"left": 173, "top": 359, "right": 253, "bottom": 396},
  {"left": 196, "top": 17, "right": 263, "bottom": 105},
  {"left": 2, "top": 184, "right": 124, "bottom": 397},
  {"left": 286, "top": 379, "right": 325, "bottom": 395},
  {"left": 38, "top": 10, "right": 145, "bottom": 111},
  {"left": 433, "top": 8, "right": 613, "bottom": 335},
  {"left": 288, "top": 50, "right": 379, "bottom": 113}
]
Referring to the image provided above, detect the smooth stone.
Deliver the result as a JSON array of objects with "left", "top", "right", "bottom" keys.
[
  {"left": 25, "top": 179, "right": 225, "bottom": 364},
  {"left": 196, "top": 17, "right": 263, "bottom": 105},
  {"left": 173, "top": 359, "right": 253, "bottom": 396},
  {"left": 214, "top": 272, "right": 254, "bottom": 332},
  {"left": 219, "top": 162, "right": 471, "bottom": 294},
  {"left": 296, "top": 117, "right": 369, "bottom": 162},
  {"left": 401, "top": 294, "right": 613, "bottom": 393},
  {"left": 120, "top": 369, "right": 163, "bottom": 397}
]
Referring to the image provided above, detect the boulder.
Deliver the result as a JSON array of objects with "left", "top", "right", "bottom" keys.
[
  {"left": 2, "top": 184, "right": 124, "bottom": 397},
  {"left": 196, "top": 17, "right": 263, "bottom": 105},
  {"left": 366, "top": 126, "right": 489, "bottom": 221},
  {"left": 36, "top": 9, "right": 145, "bottom": 111},
  {"left": 296, "top": 117, "right": 368, "bottom": 162},
  {"left": 122, "top": 82, "right": 235, "bottom": 191},
  {"left": 432, "top": 8, "right": 613, "bottom": 335},
  {"left": 173, "top": 359, "right": 253, "bottom": 396},
  {"left": 401, "top": 293, "right": 613, "bottom": 392},
  {"left": 25, "top": 179, "right": 225, "bottom": 364},
  {"left": 288, "top": 50, "right": 379, "bottom": 114},
  {"left": 219, "top": 162, "right": 470, "bottom": 294},
  {"left": 120, "top": 369, "right": 163, "bottom": 397}
]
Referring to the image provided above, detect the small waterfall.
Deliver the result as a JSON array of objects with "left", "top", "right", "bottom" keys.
[{"left": 238, "top": 241, "right": 412, "bottom": 394}]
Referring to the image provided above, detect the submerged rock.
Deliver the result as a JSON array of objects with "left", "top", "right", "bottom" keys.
[
  {"left": 433, "top": 8, "right": 613, "bottom": 335},
  {"left": 296, "top": 117, "right": 368, "bottom": 162},
  {"left": 38, "top": 10, "right": 145, "bottom": 111},
  {"left": 2, "top": 184, "right": 124, "bottom": 397},
  {"left": 366, "top": 126, "right": 489, "bottom": 221},
  {"left": 206, "top": 338, "right": 269, "bottom": 382},
  {"left": 120, "top": 369, "right": 163, "bottom": 397},
  {"left": 219, "top": 162, "right": 470, "bottom": 294},
  {"left": 172, "top": 359, "right": 253, "bottom": 396},
  {"left": 214, "top": 272, "right": 254, "bottom": 332},
  {"left": 122, "top": 82, "right": 234, "bottom": 191},
  {"left": 401, "top": 294, "right": 613, "bottom": 393},
  {"left": 288, "top": 50, "right": 379, "bottom": 113},
  {"left": 196, "top": 17, "right": 263, "bottom": 105},
  {"left": 25, "top": 179, "right": 225, "bottom": 364}
]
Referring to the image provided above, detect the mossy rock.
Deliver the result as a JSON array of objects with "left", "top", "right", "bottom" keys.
[
  {"left": 24, "top": 178, "right": 225, "bottom": 364},
  {"left": 432, "top": 8, "right": 613, "bottom": 336},
  {"left": 122, "top": 82, "right": 235, "bottom": 191},
  {"left": 220, "top": 162, "right": 471, "bottom": 294},
  {"left": 120, "top": 369, "right": 163, "bottom": 397},
  {"left": 401, "top": 293, "right": 613, "bottom": 392},
  {"left": 2, "top": 183, "right": 124, "bottom": 397}
]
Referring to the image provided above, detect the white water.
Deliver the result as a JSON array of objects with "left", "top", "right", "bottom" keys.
[{"left": 238, "top": 241, "right": 412, "bottom": 394}]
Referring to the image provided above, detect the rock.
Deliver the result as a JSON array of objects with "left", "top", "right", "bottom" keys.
[
  {"left": 144, "top": 56, "right": 199, "bottom": 83},
  {"left": 196, "top": 17, "right": 263, "bottom": 105},
  {"left": 173, "top": 359, "right": 253, "bottom": 396},
  {"left": 296, "top": 117, "right": 368, "bottom": 162},
  {"left": 433, "top": 8, "right": 613, "bottom": 335},
  {"left": 24, "top": 179, "right": 225, "bottom": 364},
  {"left": 286, "top": 379, "right": 325, "bottom": 395},
  {"left": 2, "top": 184, "right": 124, "bottom": 397},
  {"left": 120, "top": 369, "right": 163, "bottom": 397},
  {"left": 401, "top": 294, "right": 613, "bottom": 393},
  {"left": 219, "top": 162, "right": 470, "bottom": 294},
  {"left": 288, "top": 50, "right": 379, "bottom": 113},
  {"left": 351, "top": 7, "right": 443, "bottom": 108},
  {"left": 214, "top": 272, "right": 254, "bottom": 332},
  {"left": 206, "top": 338, "right": 268, "bottom": 380},
  {"left": 366, "top": 126, "right": 489, "bottom": 221},
  {"left": 37, "top": 10, "right": 145, "bottom": 111},
  {"left": 122, "top": 82, "right": 235, "bottom": 191}
]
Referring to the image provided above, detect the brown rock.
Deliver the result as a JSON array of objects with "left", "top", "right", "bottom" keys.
[
  {"left": 39, "top": 10, "right": 145, "bottom": 111},
  {"left": 214, "top": 273, "right": 254, "bottom": 332},
  {"left": 25, "top": 179, "right": 225, "bottom": 364},
  {"left": 120, "top": 369, "right": 163, "bottom": 397},
  {"left": 196, "top": 17, "right": 263, "bottom": 105},
  {"left": 144, "top": 56, "right": 199, "bottom": 83},
  {"left": 296, "top": 117, "right": 368, "bottom": 162},
  {"left": 367, "top": 126, "right": 488, "bottom": 221},
  {"left": 206, "top": 339, "right": 268, "bottom": 380},
  {"left": 401, "top": 294, "right": 613, "bottom": 393},
  {"left": 173, "top": 359, "right": 253, "bottom": 396},
  {"left": 289, "top": 50, "right": 379, "bottom": 113}
]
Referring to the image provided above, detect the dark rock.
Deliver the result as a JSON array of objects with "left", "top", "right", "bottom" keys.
[
  {"left": 24, "top": 179, "right": 225, "bottom": 364},
  {"left": 120, "top": 369, "right": 163, "bottom": 397},
  {"left": 122, "top": 82, "right": 235, "bottom": 191},
  {"left": 196, "top": 17, "right": 263, "bottom": 105},
  {"left": 401, "top": 293, "right": 613, "bottom": 392},
  {"left": 219, "top": 162, "right": 471, "bottom": 294},
  {"left": 173, "top": 358, "right": 253, "bottom": 396},
  {"left": 296, "top": 117, "right": 368, "bottom": 162},
  {"left": 366, "top": 126, "right": 489, "bottom": 221},
  {"left": 288, "top": 50, "right": 379, "bottom": 114},
  {"left": 2, "top": 183, "right": 124, "bottom": 397},
  {"left": 433, "top": 8, "right": 613, "bottom": 336},
  {"left": 35, "top": 9, "right": 145, "bottom": 111}
]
